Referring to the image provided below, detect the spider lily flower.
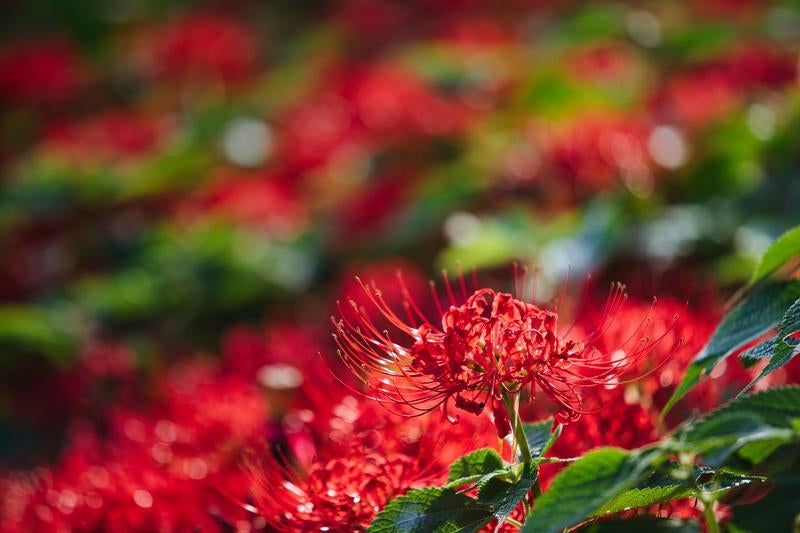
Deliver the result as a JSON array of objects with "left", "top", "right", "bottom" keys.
[
  {"left": 247, "top": 445, "right": 438, "bottom": 532},
  {"left": 332, "top": 270, "right": 679, "bottom": 437},
  {"left": 244, "top": 392, "right": 493, "bottom": 532}
]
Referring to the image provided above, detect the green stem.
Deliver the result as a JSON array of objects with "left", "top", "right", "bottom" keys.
[
  {"left": 501, "top": 392, "right": 534, "bottom": 523},
  {"left": 701, "top": 497, "right": 720, "bottom": 533},
  {"left": 502, "top": 393, "right": 532, "bottom": 463},
  {"left": 505, "top": 517, "right": 524, "bottom": 529},
  {"left": 535, "top": 456, "right": 578, "bottom": 464}
]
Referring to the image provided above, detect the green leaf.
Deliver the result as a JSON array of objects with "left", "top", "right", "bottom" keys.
[
  {"left": 448, "top": 448, "right": 505, "bottom": 484},
  {"left": 521, "top": 448, "right": 661, "bottom": 533},
  {"left": 741, "top": 297, "right": 800, "bottom": 393},
  {"left": 678, "top": 411, "right": 772, "bottom": 444},
  {"left": 749, "top": 225, "right": 800, "bottom": 286},
  {"left": 739, "top": 338, "right": 778, "bottom": 367},
  {"left": 0, "top": 305, "right": 81, "bottom": 361},
  {"left": 523, "top": 418, "right": 558, "bottom": 460},
  {"left": 597, "top": 470, "right": 693, "bottom": 515},
  {"left": 676, "top": 386, "right": 800, "bottom": 464},
  {"left": 737, "top": 439, "right": 785, "bottom": 464},
  {"left": 581, "top": 516, "right": 701, "bottom": 532},
  {"left": 662, "top": 364, "right": 704, "bottom": 419},
  {"left": 368, "top": 487, "right": 492, "bottom": 533},
  {"left": 697, "top": 469, "right": 765, "bottom": 493},
  {"left": 598, "top": 466, "right": 763, "bottom": 516},
  {"left": 680, "top": 386, "right": 800, "bottom": 433},
  {"left": 477, "top": 462, "right": 536, "bottom": 524},
  {"left": 663, "top": 281, "right": 800, "bottom": 416},
  {"left": 778, "top": 296, "right": 800, "bottom": 335}
]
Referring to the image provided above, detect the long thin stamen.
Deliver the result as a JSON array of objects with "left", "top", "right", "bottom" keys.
[{"left": 333, "top": 270, "right": 675, "bottom": 435}]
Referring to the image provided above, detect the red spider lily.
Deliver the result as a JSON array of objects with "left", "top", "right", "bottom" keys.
[
  {"left": 245, "top": 320, "right": 500, "bottom": 471},
  {"left": 530, "top": 299, "right": 715, "bottom": 477},
  {"left": 541, "top": 113, "right": 650, "bottom": 193},
  {"left": 221, "top": 321, "right": 326, "bottom": 383},
  {"left": 277, "top": 62, "right": 474, "bottom": 172},
  {"left": 578, "top": 296, "right": 761, "bottom": 424},
  {"left": 332, "top": 269, "right": 678, "bottom": 437},
  {"left": 534, "top": 391, "right": 711, "bottom": 524},
  {"left": 175, "top": 171, "right": 308, "bottom": 237},
  {"left": 343, "top": 65, "right": 473, "bottom": 138},
  {"left": 245, "top": 390, "right": 495, "bottom": 532},
  {"left": 243, "top": 343, "right": 498, "bottom": 531},
  {"left": 576, "top": 297, "right": 713, "bottom": 409},
  {"left": 337, "top": 259, "right": 427, "bottom": 326},
  {"left": 43, "top": 111, "right": 166, "bottom": 162},
  {"left": 530, "top": 298, "right": 734, "bottom": 524},
  {"left": 0, "top": 364, "right": 267, "bottom": 532},
  {"left": 0, "top": 39, "right": 85, "bottom": 106},
  {"left": 143, "top": 12, "right": 256, "bottom": 83},
  {"left": 657, "top": 45, "right": 795, "bottom": 128},
  {"left": 284, "top": 388, "right": 499, "bottom": 472},
  {"left": 247, "top": 445, "right": 439, "bottom": 532}
]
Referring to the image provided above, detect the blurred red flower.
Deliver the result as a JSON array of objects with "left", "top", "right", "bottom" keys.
[
  {"left": 0, "top": 363, "right": 267, "bottom": 532},
  {"left": 43, "top": 111, "right": 165, "bottom": 162},
  {"left": 540, "top": 114, "right": 650, "bottom": 193},
  {"left": 146, "top": 13, "right": 257, "bottom": 83},
  {"left": 247, "top": 387, "right": 496, "bottom": 532},
  {"left": 0, "top": 39, "right": 85, "bottom": 106}
]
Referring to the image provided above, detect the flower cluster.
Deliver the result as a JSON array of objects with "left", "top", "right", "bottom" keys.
[
  {"left": 0, "top": 361, "right": 267, "bottom": 532},
  {"left": 0, "top": 1, "right": 799, "bottom": 531},
  {"left": 334, "top": 274, "right": 677, "bottom": 437}
]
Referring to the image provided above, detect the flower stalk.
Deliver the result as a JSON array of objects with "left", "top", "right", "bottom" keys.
[
  {"left": 701, "top": 495, "right": 720, "bottom": 533},
  {"left": 503, "top": 392, "right": 532, "bottom": 465}
]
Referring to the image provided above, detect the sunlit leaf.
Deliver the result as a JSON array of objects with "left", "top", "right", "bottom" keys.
[
  {"left": 368, "top": 487, "right": 492, "bottom": 533},
  {"left": 741, "top": 297, "right": 800, "bottom": 393},
  {"left": 598, "top": 466, "right": 763, "bottom": 516},
  {"left": 663, "top": 281, "right": 800, "bottom": 416},
  {"left": 523, "top": 418, "right": 558, "bottom": 460},
  {"left": 749, "top": 225, "right": 800, "bottom": 286},
  {"left": 675, "top": 386, "right": 800, "bottom": 464},
  {"left": 477, "top": 463, "right": 536, "bottom": 524},
  {"left": 448, "top": 449, "right": 505, "bottom": 483},
  {"left": 521, "top": 448, "right": 661, "bottom": 533}
]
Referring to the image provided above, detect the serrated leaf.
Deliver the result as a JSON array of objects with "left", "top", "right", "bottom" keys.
[
  {"left": 477, "top": 462, "right": 536, "bottom": 524},
  {"left": 778, "top": 296, "right": 800, "bottom": 335},
  {"left": 368, "top": 487, "right": 492, "bottom": 533},
  {"left": 686, "top": 385, "right": 800, "bottom": 431},
  {"left": 448, "top": 448, "right": 505, "bottom": 484},
  {"left": 679, "top": 411, "right": 771, "bottom": 444},
  {"left": 676, "top": 386, "right": 800, "bottom": 463},
  {"left": 597, "top": 466, "right": 762, "bottom": 516},
  {"left": 697, "top": 470, "right": 765, "bottom": 493},
  {"left": 739, "top": 338, "right": 778, "bottom": 367},
  {"left": 598, "top": 470, "right": 693, "bottom": 515},
  {"left": 741, "top": 297, "right": 800, "bottom": 394},
  {"left": 663, "top": 281, "right": 800, "bottom": 416},
  {"left": 748, "top": 225, "right": 800, "bottom": 286},
  {"left": 737, "top": 439, "right": 785, "bottom": 464},
  {"left": 523, "top": 418, "right": 557, "bottom": 460},
  {"left": 521, "top": 447, "right": 661, "bottom": 533},
  {"left": 582, "top": 516, "right": 701, "bottom": 532}
]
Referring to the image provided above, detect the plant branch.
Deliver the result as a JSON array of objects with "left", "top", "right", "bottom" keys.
[
  {"left": 701, "top": 496, "right": 720, "bottom": 533},
  {"left": 503, "top": 393, "right": 531, "bottom": 463},
  {"left": 505, "top": 516, "right": 524, "bottom": 528}
]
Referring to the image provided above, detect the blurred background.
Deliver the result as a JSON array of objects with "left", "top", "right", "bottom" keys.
[{"left": 0, "top": 0, "right": 799, "bottom": 471}]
